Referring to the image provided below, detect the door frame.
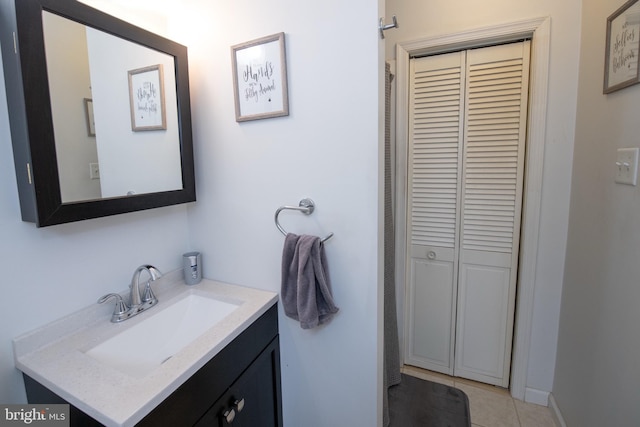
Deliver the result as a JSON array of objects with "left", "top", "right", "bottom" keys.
[{"left": 394, "top": 17, "right": 550, "bottom": 401}]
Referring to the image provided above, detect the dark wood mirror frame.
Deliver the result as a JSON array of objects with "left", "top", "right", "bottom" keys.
[{"left": 0, "top": 0, "right": 196, "bottom": 227}]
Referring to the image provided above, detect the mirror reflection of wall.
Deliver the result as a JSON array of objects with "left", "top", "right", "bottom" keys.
[
  {"left": 42, "top": 11, "right": 183, "bottom": 203},
  {"left": 43, "top": 12, "right": 101, "bottom": 202}
]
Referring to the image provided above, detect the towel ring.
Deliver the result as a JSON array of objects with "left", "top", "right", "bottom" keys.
[{"left": 275, "top": 198, "right": 334, "bottom": 243}]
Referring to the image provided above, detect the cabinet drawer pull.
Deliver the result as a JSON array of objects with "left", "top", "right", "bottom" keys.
[
  {"left": 234, "top": 398, "right": 245, "bottom": 413},
  {"left": 223, "top": 408, "right": 236, "bottom": 424}
]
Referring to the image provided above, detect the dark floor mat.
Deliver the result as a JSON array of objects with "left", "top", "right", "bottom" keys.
[{"left": 389, "top": 374, "right": 471, "bottom": 427}]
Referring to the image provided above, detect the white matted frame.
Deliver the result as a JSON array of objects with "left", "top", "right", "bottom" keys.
[
  {"left": 83, "top": 98, "right": 95, "bottom": 137},
  {"left": 128, "top": 64, "right": 167, "bottom": 131},
  {"left": 604, "top": 0, "right": 640, "bottom": 93},
  {"left": 394, "top": 17, "right": 551, "bottom": 402},
  {"left": 231, "top": 32, "right": 289, "bottom": 122}
]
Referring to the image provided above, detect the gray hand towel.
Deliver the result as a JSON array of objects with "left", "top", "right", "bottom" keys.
[{"left": 281, "top": 233, "right": 339, "bottom": 329}]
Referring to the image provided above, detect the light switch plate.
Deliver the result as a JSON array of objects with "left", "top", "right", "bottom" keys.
[
  {"left": 89, "top": 162, "right": 100, "bottom": 180},
  {"left": 615, "top": 148, "right": 639, "bottom": 185}
]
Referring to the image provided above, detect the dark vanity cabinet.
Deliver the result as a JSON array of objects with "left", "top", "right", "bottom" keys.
[
  {"left": 193, "top": 337, "right": 281, "bottom": 427},
  {"left": 24, "top": 305, "right": 282, "bottom": 427}
]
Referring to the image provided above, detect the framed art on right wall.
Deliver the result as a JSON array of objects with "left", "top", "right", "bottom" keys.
[{"left": 604, "top": 0, "right": 640, "bottom": 93}]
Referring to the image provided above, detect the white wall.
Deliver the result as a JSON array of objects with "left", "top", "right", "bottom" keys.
[
  {"left": 384, "top": 0, "right": 582, "bottom": 399},
  {"left": 0, "top": 11, "right": 192, "bottom": 405},
  {"left": 168, "top": 0, "right": 383, "bottom": 426},
  {"left": 554, "top": 0, "right": 640, "bottom": 425},
  {"left": 42, "top": 12, "right": 101, "bottom": 202},
  {"left": 3, "top": 1, "right": 385, "bottom": 426}
]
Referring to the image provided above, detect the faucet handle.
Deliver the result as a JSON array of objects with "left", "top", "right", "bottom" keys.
[
  {"left": 98, "top": 293, "right": 130, "bottom": 322},
  {"left": 141, "top": 281, "right": 158, "bottom": 305}
]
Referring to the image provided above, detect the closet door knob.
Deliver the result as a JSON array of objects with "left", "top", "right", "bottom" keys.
[
  {"left": 223, "top": 408, "right": 236, "bottom": 424},
  {"left": 427, "top": 251, "right": 436, "bottom": 260},
  {"left": 234, "top": 398, "right": 245, "bottom": 413}
]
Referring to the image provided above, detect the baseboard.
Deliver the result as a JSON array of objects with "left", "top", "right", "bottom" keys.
[
  {"left": 524, "top": 387, "right": 549, "bottom": 406},
  {"left": 548, "top": 393, "right": 567, "bottom": 427}
]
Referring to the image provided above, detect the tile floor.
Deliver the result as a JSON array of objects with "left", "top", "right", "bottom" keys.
[{"left": 401, "top": 365, "right": 557, "bottom": 427}]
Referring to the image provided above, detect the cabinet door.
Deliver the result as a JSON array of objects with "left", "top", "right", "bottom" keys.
[
  {"left": 229, "top": 336, "right": 281, "bottom": 427},
  {"left": 405, "top": 41, "right": 530, "bottom": 387},
  {"left": 195, "top": 390, "right": 229, "bottom": 427},
  {"left": 454, "top": 41, "right": 530, "bottom": 387},
  {"left": 196, "top": 337, "right": 282, "bottom": 427},
  {"left": 405, "top": 51, "right": 465, "bottom": 374}
]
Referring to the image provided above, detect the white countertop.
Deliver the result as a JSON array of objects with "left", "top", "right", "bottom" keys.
[{"left": 13, "top": 270, "right": 278, "bottom": 427}]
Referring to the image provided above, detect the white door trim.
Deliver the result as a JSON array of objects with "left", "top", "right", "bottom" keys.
[{"left": 395, "top": 16, "right": 550, "bottom": 400}]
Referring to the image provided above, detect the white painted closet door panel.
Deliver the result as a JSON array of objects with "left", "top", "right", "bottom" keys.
[
  {"left": 405, "top": 51, "right": 465, "bottom": 374},
  {"left": 407, "top": 247, "right": 455, "bottom": 370},
  {"left": 454, "top": 41, "right": 530, "bottom": 386}
]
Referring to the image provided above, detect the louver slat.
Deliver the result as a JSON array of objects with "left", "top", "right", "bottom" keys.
[
  {"left": 410, "top": 54, "right": 463, "bottom": 248},
  {"left": 462, "top": 56, "right": 525, "bottom": 253}
]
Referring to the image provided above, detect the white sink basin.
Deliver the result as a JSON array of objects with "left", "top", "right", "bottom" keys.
[{"left": 85, "top": 293, "right": 239, "bottom": 378}]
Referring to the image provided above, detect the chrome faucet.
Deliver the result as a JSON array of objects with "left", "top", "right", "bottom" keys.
[
  {"left": 129, "top": 265, "right": 162, "bottom": 308},
  {"left": 98, "top": 264, "right": 163, "bottom": 323}
]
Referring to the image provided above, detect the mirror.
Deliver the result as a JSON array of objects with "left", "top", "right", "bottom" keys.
[
  {"left": 43, "top": 12, "right": 184, "bottom": 203},
  {"left": 1, "top": 0, "right": 195, "bottom": 226}
]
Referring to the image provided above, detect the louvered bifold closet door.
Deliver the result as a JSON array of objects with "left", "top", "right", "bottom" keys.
[
  {"left": 405, "top": 51, "right": 465, "bottom": 374},
  {"left": 454, "top": 41, "right": 530, "bottom": 387}
]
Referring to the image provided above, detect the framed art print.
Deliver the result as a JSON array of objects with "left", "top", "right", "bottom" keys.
[
  {"left": 231, "top": 32, "right": 289, "bottom": 122},
  {"left": 83, "top": 98, "right": 95, "bottom": 136},
  {"left": 604, "top": 0, "right": 640, "bottom": 93},
  {"left": 128, "top": 64, "right": 167, "bottom": 131}
]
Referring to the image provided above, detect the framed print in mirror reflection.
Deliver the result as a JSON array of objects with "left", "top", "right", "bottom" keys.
[
  {"left": 128, "top": 64, "right": 167, "bottom": 131},
  {"left": 83, "top": 98, "right": 95, "bottom": 136}
]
